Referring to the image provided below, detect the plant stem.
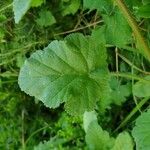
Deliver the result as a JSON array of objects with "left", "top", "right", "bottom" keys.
[
  {"left": 54, "top": 20, "right": 103, "bottom": 36},
  {"left": 111, "top": 72, "right": 150, "bottom": 83},
  {"left": 118, "top": 53, "right": 150, "bottom": 75},
  {"left": 114, "top": 0, "right": 150, "bottom": 60},
  {"left": 0, "top": 3, "right": 12, "bottom": 13},
  {"left": 22, "top": 109, "right": 25, "bottom": 150},
  {"left": 25, "top": 125, "right": 50, "bottom": 145},
  {"left": 114, "top": 97, "right": 150, "bottom": 132}
]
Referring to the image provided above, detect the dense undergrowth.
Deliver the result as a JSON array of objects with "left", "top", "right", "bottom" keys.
[{"left": 1, "top": 0, "right": 150, "bottom": 150}]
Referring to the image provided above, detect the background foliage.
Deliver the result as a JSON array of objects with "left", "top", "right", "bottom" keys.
[{"left": 1, "top": 0, "right": 150, "bottom": 149}]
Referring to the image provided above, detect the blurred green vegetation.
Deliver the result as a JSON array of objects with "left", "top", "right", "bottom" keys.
[{"left": 1, "top": 0, "right": 150, "bottom": 149}]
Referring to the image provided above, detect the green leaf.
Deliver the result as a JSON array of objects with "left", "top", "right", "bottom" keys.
[
  {"left": 18, "top": 33, "right": 109, "bottom": 115},
  {"left": 137, "top": 4, "right": 150, "bottom": 18},
  {"left": 83, "top": 2, "right": 132, "bottom": 46},
  {"left": 91, "top": 27, "right": 112, "bottom": 112},
  {"left": 109, "top": 77, "right": 132, "bottom": 105},
  {"left": 111, "top": 132, "right": 134, "bottom": 150},
  {"left": 83, "top": 0, "right": 112, "bottom": 14},
  {"left": 132, "top": 109, "right": 150, "bottom": 150},
  {"left": 31, "top": 0, "right": 44, "bottom": 7},
  {"left": 34, "top": 140, "right": 56, "bottom": 150},
  {"left": 133, "top": 76, "right": 150, "bottom": 97},
  {"left": 13, "top": 0, "right": 44, "bottom": 23},
  {"left": 36, "top": 10, "right": 56, "bottom": 27},
  {"left": 83, "top": 111, "right": 97, "bottom": 133},
  {"left": 84, "top": 112, "right": 114, "bottom": 150},
  {"left": 61, "top": 0, "right": 81, "bottom": 16},
  {"left": 142, "top": 0, "right": 150, "bottom": 5},
  {"left": 13, "top": 0, "right": 32, "bottom": 23},
  {"left": 103, "top": 8, "right": 132, "bottom": 47}
]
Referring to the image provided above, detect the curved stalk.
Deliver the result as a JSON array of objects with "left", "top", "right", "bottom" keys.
[{"left": 114, "top": 0, "right": 150, "bottom": 60}]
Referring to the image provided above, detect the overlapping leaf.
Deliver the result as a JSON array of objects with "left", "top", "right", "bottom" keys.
[
  {"left": 18, "top": 33, "right": 109, "bottom": 115},
  {"left": 61, "top": 0, "right": 81, "bottom": 16},
  {"left": 84, "top": 112, "right": 134, "bottom": 150},
  {"left": 36, "top": 10, "right": 56, "bottom": 27},
  {"left": 137, "top": 4, "right": 150, "bottom": 18},
  {"left": 109, "top": 77, "right": 132, "bottom": 105},
  {"left": 103, "top": 8, "right": 132, "bottom": 47},
  {"left": 111, "top": 132, "right": 134, "bottom": 150},
  {"left": 13, "top": 0, "right": 32, "bottom": 23},
  {"left": 13, "top": 0, "right": 44, "bottom": 23},
  {"left": 83, "top": 111, "right": 115, "bottom": 150},
  {"left": 83, "top": 0, "right": 112, "bottom": 14},
  {"left": 132, "top": 109, "right": 150, "bottom": 150},
  {"left": 133, "top": 76, "right": 150, "bottom": 97},
  {"left": 83, "top": 0, "right": 132, "bottom": 47}
]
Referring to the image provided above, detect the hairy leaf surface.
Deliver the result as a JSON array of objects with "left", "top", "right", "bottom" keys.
[{"left": 18, "top": 33, "right": 109, "bottom": 115}]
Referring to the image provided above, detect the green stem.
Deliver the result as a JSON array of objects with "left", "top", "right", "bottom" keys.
[
  {"left": 0, "top": 3, "right": 12, "bottom": 13},
  {"left": 110, "top": 72, "right": 150, "bottom": 83},
  {"left": 114, "top": 97, "right": 150, "bottom": 132},
  {"left": 25, "top": 125, "right": 50, "bottom": 146},
  {"left": 114, "top": 0, "right": 150, "bottom": 60}
]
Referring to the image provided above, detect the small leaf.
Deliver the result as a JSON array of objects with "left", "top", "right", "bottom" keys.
[
  {"left": 13, "top": 0, "right": 32, "bottom": 23},
  {"left": 133, "top": 76, "right": 150, "bottom": 97},
  {"left": 18, "top": 33, "right": 109, "bottom": 115},
  {"left": 31, "top": 0, "right": 44, "bottom": 7},
  {"left": 137, "top": 4, "right": 150, "bottom": 18},
  {"left": 132, "top": 109, "right": 150, "bottom": 150},
  {"left": 103, "top": 8, "right": 132, "bottom": 47},
  {"left": 111, "top": 132, "right": 134, "bottom": 150},
  {"left": 109, "top": 77, "right": 132, "bottom": 105},
  {"left": 83, "top": 0, "right": 112, "bottom": 14},
  {"left": 34, "top": 139, "right": 57, "bottom": 150},
  {"left": 36, "top": 10, "right": 56, "bottom": 27},
  {"left": 61, "top": 0, "right": 81, "bottom": 16}
]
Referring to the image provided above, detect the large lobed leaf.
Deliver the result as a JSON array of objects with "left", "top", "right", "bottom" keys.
[{"left": 18, "top": 32, "right": 109, "bottom": 115}]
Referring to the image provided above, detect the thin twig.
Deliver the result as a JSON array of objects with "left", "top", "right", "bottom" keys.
[
  {"left": 0, "top": 3, "right": 12, "bottom": 13},
  {"left": 118, "top": 53, "right": 150, "bottom": 75},
  {"left": 54, "top": 20, "right": 103, "bottom": 36}
]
